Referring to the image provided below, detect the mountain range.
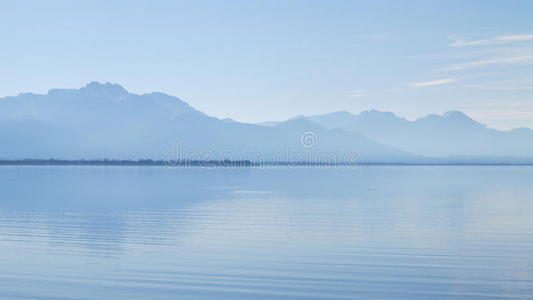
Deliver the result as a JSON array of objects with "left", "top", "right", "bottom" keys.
[
  {"left": 1, "top": 82, "right": 532, "bottom": 164},
  {"left": 262, "top": 110, "right": 533, "bottom": 158}
]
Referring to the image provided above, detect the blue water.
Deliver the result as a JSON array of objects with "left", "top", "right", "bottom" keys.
[{"left": 1, "top": 166, "right": 533, "bottom": 299}]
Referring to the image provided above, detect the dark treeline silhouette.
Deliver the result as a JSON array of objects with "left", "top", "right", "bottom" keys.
[
  {"left": 0, "top": 159, "right": 254, "bottom": 167},
  {"left": 1, "top": 159, "right": 532, "bottom": 167}
]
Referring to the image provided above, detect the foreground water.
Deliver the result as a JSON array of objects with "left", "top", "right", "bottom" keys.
[{"left": 1, "top": 166, "right": 532, "bottom": 299}]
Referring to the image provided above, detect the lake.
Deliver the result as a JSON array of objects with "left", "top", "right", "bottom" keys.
[{"left": 1, "top": 166, "right": 532, "bottom": 299}]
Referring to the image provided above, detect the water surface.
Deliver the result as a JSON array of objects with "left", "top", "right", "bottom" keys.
[{"left": 1, "top": 166, "right": 533, "bottom": 299}]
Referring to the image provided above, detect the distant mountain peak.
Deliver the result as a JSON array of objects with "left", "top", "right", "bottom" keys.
[
  {"left": 327, "top": 111, "right": 353, "bottom": 116},
  {"left": 442, "top": 111, "right": 484, "bottom": 127},
  {"left": 80, "top": 81, "right": 129, "bottom": 98},
  {"left": 443, "top": 110, "right": 469, "bottom": 119},
  {"left": 414, "top": 110, "right": 486, "bottom": 131},
  {"left": 84, "top": 81, "right": 126, "bottom": 91},
  {"left": 359, "top": 109, "right": 398, "bottom": 118}
]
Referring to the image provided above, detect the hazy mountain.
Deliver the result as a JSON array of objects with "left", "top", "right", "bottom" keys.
[
  {"left": 292, "top": 110, "right": 533, "bottom": 158},
  {"left": 4, "top": 82, "right": 531, "bottom": 163},
  {"left": 0, "top": 82, "right": 419, "bottom": 162},
  {"left": 273, "top": 118, "right": 421, "bottom": 162}
]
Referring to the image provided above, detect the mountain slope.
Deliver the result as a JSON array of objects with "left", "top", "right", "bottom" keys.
[
  {"left": 298, "top": 110, "right": 533, "bottom": 157},
  {"left": 0, "top": 82, "right": 419, "bottom": 162},
  {"left": 273, "top": 118, "right": 421, "bottom": 162}
]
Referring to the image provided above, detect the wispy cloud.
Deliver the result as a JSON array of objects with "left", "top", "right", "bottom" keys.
[
  {"left": 409, "top": 78, "right": 456, "bottom": 87},
  {"left": 441, "top": 55, "right": 533, "bottom": 71},
  {"left": 451, "top": 34, "right": 533, "bottom": 47},
  {"left": 464, "top": 79, "right": 533, "bottom": 90},
  {"left": 347, "top": 89, "right": 367, "bottom": 97}
]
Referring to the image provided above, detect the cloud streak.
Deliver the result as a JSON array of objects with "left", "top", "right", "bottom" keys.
[
  {"left": 347, "top": 89, "right": 367, "bottom": 97},
  {"left": 409, "top": 78, "right": 456, "bottom": 87},
  {"left": 451, "top": 34, "right": 533, "bottom": 47},
  {"left": 464, "top": 79, "right": 533, "bottom": 90},
  {"left": 349, "top": 93, "right": 367, "bottom": 98},
  {"left": 441, "top": 55, "right": 533, "bottom": 71}
]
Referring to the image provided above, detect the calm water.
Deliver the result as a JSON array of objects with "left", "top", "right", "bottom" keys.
[{"left": 1, "top": 166, "right": 533, "bottom": 299}]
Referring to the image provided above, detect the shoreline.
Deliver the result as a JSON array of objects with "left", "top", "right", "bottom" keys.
[{"left": 1, "top": 160, "right": 533, "bottom": 167}]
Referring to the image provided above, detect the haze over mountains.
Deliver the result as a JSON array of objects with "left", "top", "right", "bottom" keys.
[
  {"left": 1, "top": 82, "right": 532, "bottom": 163},
  {"left": 263, "top": 110, "right": 533, "bottom": 158}
]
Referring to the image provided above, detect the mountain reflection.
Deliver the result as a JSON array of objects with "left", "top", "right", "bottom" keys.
[{"left": 1, "top": 166, "right": 533, "bottom": 299}]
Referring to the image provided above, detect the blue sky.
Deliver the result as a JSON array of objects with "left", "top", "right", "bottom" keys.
[{"left": 1, "top": 0, "right": 533, "bottom": 129}]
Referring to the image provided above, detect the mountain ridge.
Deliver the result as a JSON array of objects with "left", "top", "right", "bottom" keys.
[
  {"left": 280, "top": 109, "right": 533, "bottom": 157},
  {"left": 0, "top": 82, "right": 421, "bottom": 163},
  {"left": 1, "top": 82, "right": 532, "bottom": 162}
]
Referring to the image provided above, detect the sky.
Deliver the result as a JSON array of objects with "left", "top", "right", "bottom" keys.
[{"left": 1, "top": 0, "right": 533, "bottom": 130}]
